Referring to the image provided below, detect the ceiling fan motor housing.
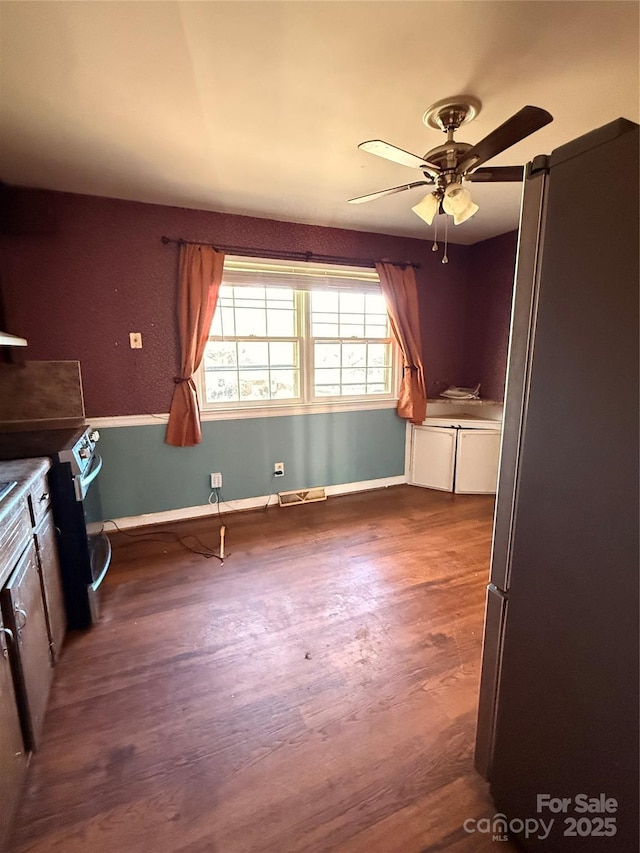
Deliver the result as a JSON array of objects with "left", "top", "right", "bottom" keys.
[
  {"left": 423, "top": 96, "right": 482, "bottom": 132},
  {"left": 423, "top": 140, "right": 474, "bottom": 190}
]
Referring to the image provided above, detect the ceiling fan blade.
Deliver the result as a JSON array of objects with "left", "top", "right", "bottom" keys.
[
  {"left": 465, "top": 165, "right": 525, "bottom": 182},
  {"left": 358, "top": 140, "right": 439, "bottom": 173},
  {"left": 458, "top": 106, "right": 553, "bottom": 173},
  {"left": 348, "top": 180, "right": 433, "bottom": 204}
]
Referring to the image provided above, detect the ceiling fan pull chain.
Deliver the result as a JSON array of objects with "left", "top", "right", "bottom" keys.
[
  {"left": 432, "top": 215, "right": 439, "bottom": 252},
  {"left": 442, "top": 217, "right": 449, "bottom": 264}
]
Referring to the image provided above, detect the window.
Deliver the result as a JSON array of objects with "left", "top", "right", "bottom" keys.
[{"left": 199, "top": 258, "right": 397, "bottom": 412}]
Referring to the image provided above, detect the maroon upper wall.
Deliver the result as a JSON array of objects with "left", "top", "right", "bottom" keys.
[
  {"left": 0, "top": 189, "right": 475, "bottom": 417},
  {"left": 461, "top": 230, "right": 518, "bottom": 401}
]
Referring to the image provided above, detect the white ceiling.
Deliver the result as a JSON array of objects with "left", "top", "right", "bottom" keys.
[{"left": 0, "top": 1, "right": 638, "bottom": 245}]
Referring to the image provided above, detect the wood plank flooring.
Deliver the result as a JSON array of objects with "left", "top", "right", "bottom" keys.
[{"left": 8, "top": 485, "right": 514, "bottom": 853}]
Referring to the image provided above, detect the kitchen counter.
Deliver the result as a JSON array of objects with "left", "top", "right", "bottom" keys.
[
  {"left": 0, "top": 458, "right": 50, "bottom": 525},
  {"left": 425, "top": 399, "right": 503, "bottom": 426},
  {"left": 422, "top": 412, "right": 502, "bottom": 429}
]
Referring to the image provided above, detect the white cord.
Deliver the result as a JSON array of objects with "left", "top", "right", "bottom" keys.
[{"left": 208, "top": 487, "right": 220, "bottom": 506}]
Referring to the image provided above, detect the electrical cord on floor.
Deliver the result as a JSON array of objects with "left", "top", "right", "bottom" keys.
[
  {"left": 101, "top": 518, "right": 225, "bottom": 562},
  {"left": 262, "top": 472, "right": 281, "bottom": 510}
]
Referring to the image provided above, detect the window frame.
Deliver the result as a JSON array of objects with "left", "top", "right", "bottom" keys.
[{"left": 197, "top": 260, "right": 400, "bottom": 417}]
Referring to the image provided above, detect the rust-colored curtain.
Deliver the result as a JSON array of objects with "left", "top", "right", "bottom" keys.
[
  {"left": 165, "top": 244, "right": 225, "bottom": 447},
  {"left": 375, "top": 261, "right": 427, "bottom": 424}
]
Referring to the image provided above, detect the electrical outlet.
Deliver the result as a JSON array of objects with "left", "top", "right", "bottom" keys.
[
  {"left": 210, "top": 472, "right": 222, "bottom": 489},
  {"left": 274, "top": 462, "right": 285, "bottom": 477}
]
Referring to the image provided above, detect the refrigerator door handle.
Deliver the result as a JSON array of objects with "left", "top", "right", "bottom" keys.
[{"left": 474, "top": 583, "right": 508, "bottom": 780}]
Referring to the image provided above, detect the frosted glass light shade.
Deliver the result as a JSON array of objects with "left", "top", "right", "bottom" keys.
[
  {"left": 411, "top": 192, "right": 440, "bottom": 225},
  {"left": 443, "top": 183, "right": 479, "bottom": 225}
]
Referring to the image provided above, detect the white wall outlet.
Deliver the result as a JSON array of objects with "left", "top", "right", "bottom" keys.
[
  {"left": 210, "top": 472, "right": 222, "bottom": 489},
  {"left": 274, "top": 462, "right": 284, "bottom": 477},
  {"left": 129, "top": 332, "right": 143, "bottom": 349}
]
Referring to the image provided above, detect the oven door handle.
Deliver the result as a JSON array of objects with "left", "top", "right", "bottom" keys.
[{"left": 74, "top": 453, "right": 103, "bottom": 501}]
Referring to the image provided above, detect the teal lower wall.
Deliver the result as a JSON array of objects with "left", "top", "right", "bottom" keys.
[{"left": 88, "top": 408, "right": 406, "bottom": 521}]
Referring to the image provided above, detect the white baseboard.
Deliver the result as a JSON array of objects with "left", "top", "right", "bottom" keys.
[{"left": 88, "top": 474, "right": 407, "bottom": 533}]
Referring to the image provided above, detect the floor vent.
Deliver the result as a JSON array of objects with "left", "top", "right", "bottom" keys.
[{"left": 278, "top": 487, "right": 327, "bottom": 507}]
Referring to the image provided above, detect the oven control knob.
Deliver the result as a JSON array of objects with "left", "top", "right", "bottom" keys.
[
  {"left": 89, "top": 430, "right": 100, "bottom": 442},
  {"left": 79, "top": 447, "right": 91, "bottom": 459}
]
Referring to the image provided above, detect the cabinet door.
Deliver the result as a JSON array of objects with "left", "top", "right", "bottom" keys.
[
  {"left": 410, "top": 426, "right": 456, "bottom": 491},
  {"left": 34, "top": 511, "right": 66, "bottom": 662},
  {"left": 454, "top": 429, "right": 501, "bottom": 494},
  {"left": 1, "top": 541, "right": 54, "bottom": 751},
  {"left": 0, "top": 611, "right": 28, "bottom": 849}
]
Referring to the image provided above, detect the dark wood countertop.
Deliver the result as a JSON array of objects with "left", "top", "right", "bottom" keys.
[{"left": 0, "top": 458, "right": 51, "bottom": 526}]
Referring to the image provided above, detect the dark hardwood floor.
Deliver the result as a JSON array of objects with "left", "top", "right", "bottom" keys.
[{"left": 8, "top": 485, "right": 514, "bottom": 852}]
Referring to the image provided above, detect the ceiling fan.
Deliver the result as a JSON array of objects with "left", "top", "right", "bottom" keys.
[{"left": 349, "top": 96, "right": 553, "bottom": 226}]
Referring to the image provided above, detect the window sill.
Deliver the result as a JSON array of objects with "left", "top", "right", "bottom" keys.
[{"left": 200, "top": 397, "right": 399, "bottom": 421}]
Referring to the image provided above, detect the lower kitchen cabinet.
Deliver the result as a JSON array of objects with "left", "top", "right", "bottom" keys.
[
  {"left": 0, "top": 458, "right": 64, "bottom": 846},
  {"left": 34, "top": 511, "right": 66, "bottom": 663},
  {"left": 410, "top": 424, "right": 502, "bottom": 494},
  {"left": 411, "top": 426, "right": 458, "bottom": 491},
  {"left": 0, "top": 607, "right": 28, "bottom": 852},
  {"left": 1, "top": 540, "right": 54, "bottom": 751},
  {"left": 454, "top": 429, "right": 502, "bottom": 493}
]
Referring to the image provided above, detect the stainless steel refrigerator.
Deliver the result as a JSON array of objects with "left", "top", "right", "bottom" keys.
[{"left": 474, "top": 118, "right": 639, "bottom": 851}]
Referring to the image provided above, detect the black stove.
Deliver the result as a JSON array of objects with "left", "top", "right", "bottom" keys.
[{"left": 0, "top": 425, "right": 97, "bottom": 473}]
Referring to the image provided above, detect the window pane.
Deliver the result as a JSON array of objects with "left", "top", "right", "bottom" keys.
[
  {"left": 342, "top": 368, "right": 366, "bottom": 383},
  {"left": 343, "top": 343, "right": 367, "bottom": 366},
  {"left": 218, "top": 285, "right": 234, "bottom": 302},
  {"left": 367, "top": 343, "right": 388, "bottom": 365},
  {"left": 238, "top": 341, "right": 268, "bottom": 367},
  {"left": 314, "top": 312, "right": 337, "bottom": 326},
  {"left": 271, "top": 369, "right": 298, "bottom": 399},
  {"left": 267, "top": 308, "right": 295, "bottom": 336},
  {"left": 269, "top": 341, "right": 297, "bottom": 367},
  {"left": 339, "top": 292, "right": 365, "bottom": 313},
  {"left": 311, "top": 291, "right": 339, "bottom": 312},
  {"left": 365, "top": 322, "right": 388, "bottom": 339},
  {"left": 340, "top": 323, "right": 365, "bottom": 338},
  {"left": 366, "top": 367, "right": 386, "bottom": 383},
  {"left": 204, "top": 341, "right": 237, "bottom": 367},
  {"left": 204, "top": 371, "right": 238, "bottom": 403},
  {"left": 235, "top": 308, "right": 266, "bottom": 336},
  {"left": 313, "top": 322, "right": 339, "bottom": 337},
  {"left": 314, "top": 343, "right": 341, "bottom": 367},
  {"left": 218, "top": 307, "right": 236, "bottom": 336},
  {"left": 239, "top": 370, "right": 270, "bottom": 400},
  {"left": 366, "top": 292, "right": 387, "bottom": 313},
  {"left": 315, "top": 368, "right": 341, "bottom": 384},
  {"left": 343, "top": 384, "right": 367, "bottom": 395}
]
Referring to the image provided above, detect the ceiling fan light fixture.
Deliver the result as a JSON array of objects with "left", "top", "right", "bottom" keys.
[
  {"left": 411, "top": 191, "right": 440, "bottom": 225},
  {"left": 452, "top": 200, "right": 479, "bottom": 225},
  {"left": 443, "top": 182, "right": 479, "bottom": 225}
]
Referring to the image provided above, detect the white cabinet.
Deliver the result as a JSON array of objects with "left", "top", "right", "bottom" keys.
[
  {"left": 411, "top": 426, "right": 457, "bottom": 491},
  {"left": 455, "top": 429, "right": 501, "bottom": 493},
  {"left": 410, "top": 421, "right": 502, "bottom": 494}
]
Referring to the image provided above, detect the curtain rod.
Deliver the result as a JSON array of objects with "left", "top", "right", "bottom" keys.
[{"left": 160, "top": 236, "right": 421, "bottom": 270}]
